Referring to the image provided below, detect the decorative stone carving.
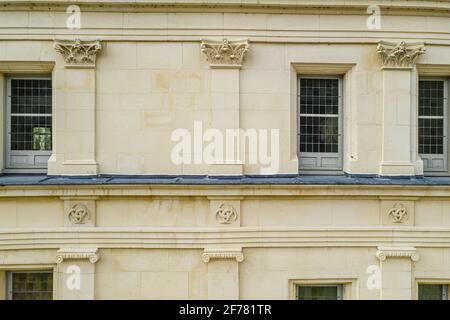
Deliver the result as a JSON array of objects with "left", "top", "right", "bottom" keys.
[
  {"left": 377, "top": 41, "right": 425, "bottom": 69},
  {"left": 388, "top": 203, "right": 408, "bottom": 223},
  {"left": 200, "top": 38, "right": 250, "bottom": 68},
  {"left": 54, "top": 38, "right": 102, "bottom": 68},
  {"left": 375, "top": 246, "right": 419, "bottom": 262},
  {"left": 56, "top": 248, "right": 100, "bottom": 264},
  {"left": 62, "top": 197, "right": 96, "bottom": 227},
  {"left": 202, "top": 248, "right": 244, "bottom": 263},
  {"left": 68, "top": 203, "right": 90, "bottom": 224},
  {"left": 215, "top": 203, "right": 237, "bottom": 224}
]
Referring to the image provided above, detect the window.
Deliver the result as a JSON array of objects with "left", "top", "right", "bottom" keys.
[
  {"left": 296, "top": 284, "right": 343, "bottom": 300},
  {"left": 419, "top": 78, "right": 448, "bottom": 173},
  {"left": 298, "top": 76, "right": 343, "bottom": 172},
  {"left": 418, "top": 284, "right": 448, "bottom": 300},
  {"left": 5, "top": 76, "right": 52, "bottom": 171},
  {"left": 6, "top": 271, "right": 53, "bottom": 300}
]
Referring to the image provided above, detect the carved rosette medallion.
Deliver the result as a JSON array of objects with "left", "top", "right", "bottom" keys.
[
  {"left": 200, "top": 38, "right": 250, "bottom": 68},
  {"left": 388, "top": 203, "right": 408, "bottom": 223},
  {"left": 215, "top": 203, "right": 237, "bottom": 224},
  {"left": 68, "top": 203, "right": 90, "bottom": 224}
]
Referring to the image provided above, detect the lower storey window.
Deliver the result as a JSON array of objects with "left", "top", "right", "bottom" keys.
[
  {"left": 6, "top": 271, "right": 53, "bottom": 300},
  {"left": 418, "top": 284, "right": 448, "bottom": 300},
  {"left": 296, "top": 284, "right": 343, "bottom": 300}
]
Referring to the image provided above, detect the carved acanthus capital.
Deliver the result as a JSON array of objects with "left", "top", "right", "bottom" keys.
[
  {"left": 375, "top": 246, "right": 419, "bottom": 262},
  {"left": 201, "top": 38, "right": 250, "bottom": 69},
  {"left": 54, "top": 38, "right": 102, "bottom": 68},
  {"left": 377, "top": 41, "right": 425, "bottom": 69},
  {"left": 56, "top": 248, "right": 100, "bottom": 264},
  {"left": 202, "top": 248, "right": 244, "bottom": 263}
]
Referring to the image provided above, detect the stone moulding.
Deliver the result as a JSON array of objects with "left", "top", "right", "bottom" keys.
[
  {"left": 375, "top": 246, "right": 419, "bottom": 262},
  {"left": 377, "top": 40, "right": 425, "bottom": 69},
  {"left": 200, "top": 38, "right": 250, "bottom": 69},
  {"left": 202, "top": 248, "right": 244, "bottom": 263},
  {"left": 54, "top": 38, "right": 102, "bottom": 68},
  {"left": 0, "top": 229, "right": 449, "bottom": 250},
  {"left": 55, "top": 248, "right": 100, "bottom": 264}
]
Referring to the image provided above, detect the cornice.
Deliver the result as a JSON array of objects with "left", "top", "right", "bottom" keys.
[
  {"left": 1, "top": 1, "right": 450, "bottom": 12},
  {"left": 1, "top": 227, "right": 450, "bottom": 251},
  {"left": 4, "top": 183, "right": 450, "bottom": 198}
]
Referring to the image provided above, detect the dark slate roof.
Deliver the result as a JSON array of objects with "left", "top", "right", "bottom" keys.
[{"left": 1, "top": 174, "right": 450, "bottom": 186}]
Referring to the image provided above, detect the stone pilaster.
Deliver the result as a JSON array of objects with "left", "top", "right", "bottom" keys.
[
  {"left": 49, "top": 39, "right": 102, "bottom": 175},
  {"left": 202, "top": 248, "right": 243, "bottom": 299},
  {"left": 55, "top": 248, "right": 100, "bottom": 300},
  {"left": 376, "top": 246, "right": 419, "bottom": 300},
  {"left": 377, "top": 41, "right": 425, "bottom": 176},
  {"left": 201, "top": 39, "right": 250, "bottom": 175}
]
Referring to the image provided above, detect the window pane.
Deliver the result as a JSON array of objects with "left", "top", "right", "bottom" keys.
[
  {"left": 299, "top": 78, "right": 340, "bottom": 154},
  {"left": 10, "top": 78, "right": 52, "bottom": 151},
  {"left": 418, "top": 284, "right": 446, "bottom": 300},
  {"left": 297, "top": 285, "right": 340, "bottom": 300},
  {"left": 299, "top": 78, "right": 339, "bottom": 115},
  {"left": 419, "top": 118, "right": 444, "bottom": 155},
  {"left": 419, "top": 80, "right": 444, "bottom": 117},
  {"left": 299, "top": 116, "right": 339, "bottom": 153},
  {"left": 11, "top": 272, "right": 53, "bottom": 300}
]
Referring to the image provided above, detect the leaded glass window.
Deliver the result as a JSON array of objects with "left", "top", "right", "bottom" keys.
[
  {"left": 6, "top": 77, "right": 52, "bottom": 170},
  {"left": 418, "top": 79, "right": 448, "bottom": 172},
  {"left": 298, "top": 77, "right": 342, "bottom": 171},
  {"left": 7, "top": 271, "right": 53, "bottom": 300},
  {"left": 296, "top": 285, "right": 343, "bottom": 300},
  {"left": 418, "top": 284, "right": 448, "bottom": 300}
]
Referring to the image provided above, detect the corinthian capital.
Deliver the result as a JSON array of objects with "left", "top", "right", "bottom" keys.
[
  {"left": 377, "top": 41, "right": 425, "bottom": 69},
  {"left": 200, "top": 38, "right": 250, "bottom": 69},
  {"left": 54, "top": 38, "right": 102, "bottom": 68}
]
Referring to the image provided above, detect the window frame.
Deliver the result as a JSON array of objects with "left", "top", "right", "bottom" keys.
[
  {"left": 418, "top": 77, "right": 449, "bottom": 174},
  {"left": 297, "top": 75, "right": 344, "bottom": 174},
  {"left": 295, "top": 283, "right": 344, "bottom": 300},
  {"left": 417, "top": 283, "right": 449, "bottom": 300},
  {"left": 4, "top": 74, "right": 52, "bottom": 173},
  {"left": 6, "top": 269, "right": 54, "bottom": 300}
]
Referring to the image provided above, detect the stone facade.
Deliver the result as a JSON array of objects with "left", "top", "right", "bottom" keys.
[{"left": 1, "top": 0, "right": 450, "bottom": 300}]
